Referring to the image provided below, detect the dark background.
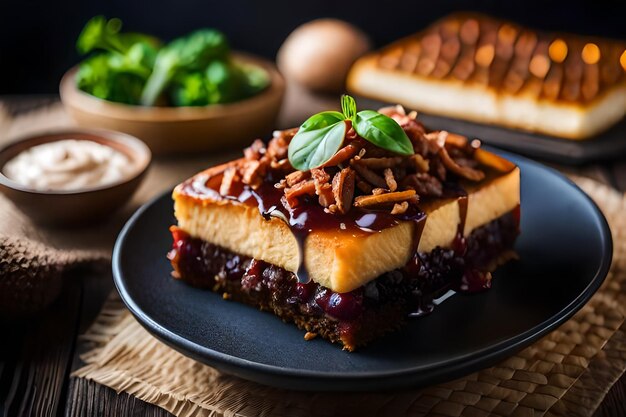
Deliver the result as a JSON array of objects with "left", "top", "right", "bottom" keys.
[{"left": 1, "top": 0, "right": 625, "bottom": 95}]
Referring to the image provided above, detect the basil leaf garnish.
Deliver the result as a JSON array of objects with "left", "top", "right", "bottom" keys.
[
  {"left": 299, "top": 110, "right": 344, "bottom": 131},
  {"left": 288, "top": 111, "right": 347, "bottom": 171},
  {"left": 287, "top": 95, "right": 414, "bottom": 171},
  {"left": 354, "top": 110, "right": 414, "bottom": 156}
]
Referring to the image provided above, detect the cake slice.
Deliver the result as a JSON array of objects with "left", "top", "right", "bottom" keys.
[
  {"left": 168, "top": 99, "right": 520, "bottom": 351},
  {"left": 347, "top": 13, "right": 626, "bottom": 140}
]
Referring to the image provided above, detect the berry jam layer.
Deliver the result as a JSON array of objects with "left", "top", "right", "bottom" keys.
[{"left": 168, "top": 210, "right": 519, "bottom": 351}]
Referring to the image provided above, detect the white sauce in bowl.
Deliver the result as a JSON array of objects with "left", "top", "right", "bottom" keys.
[{"left": 3, "top": 139, "right": 135, "bottom": 191}]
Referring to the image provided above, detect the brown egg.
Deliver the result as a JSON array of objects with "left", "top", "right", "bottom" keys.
[{"left": 278, "top": 19, "right": 371, "bottom": 93}]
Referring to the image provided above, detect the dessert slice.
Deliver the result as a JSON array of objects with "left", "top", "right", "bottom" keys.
[
  {"left": 347, "top": 13, "right": 626, "bottom": 140},
  {"left": 168, "top": 97, "right": 520, "bottom": 351}
]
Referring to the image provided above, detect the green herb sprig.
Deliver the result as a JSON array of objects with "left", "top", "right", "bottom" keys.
[
  {"left": 75, "top": 16, "right": 270, "bottom": 106},
  {"left": 288, "top": 95, "right": 414, "bottom": 171}
]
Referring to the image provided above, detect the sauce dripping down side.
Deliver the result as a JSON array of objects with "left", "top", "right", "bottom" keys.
[
  {"left": 440, "top": 184, "right": 494, "bottom": 293},
  {"left": 433, "top": 180, "right": 470, "bottom": 254},
  {"left": 183, "top": 173, "right": 427, "bottom": 284}
]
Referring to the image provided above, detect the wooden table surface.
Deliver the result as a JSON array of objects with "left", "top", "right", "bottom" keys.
[{"left": 0, "top": 95, "right": 625, "bottom": 417}]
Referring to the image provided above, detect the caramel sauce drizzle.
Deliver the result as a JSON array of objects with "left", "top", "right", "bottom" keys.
[
  {"left": 377, "top": 13, "right": 626, "bottom": 103},
  {"left": 472, "top": 19, "right": 498, "bottom": 85},
  {"left": 526, "top": 39, "right": 551, "bottom": 97},
  {"left": 541, "top": 38, "right": 566, "bottom": 100},
  {"left": 416, "top": 30, "right": 442, "bottom": 76},
  {"left": 178, "top": 158, "right": 516, "bottom": 288},
  {"left": 182, "top": 172, "right": 428, "bottom": 284},
  {"left": 503, "top": 30, "right": 537, "bottom": 94},
  {"left": 600, "top": 44, "right": 624, "bottom": 86},
  {"left": 560, "top": 40, "right": 582, "bottom": 101},
  {"left": 400, "top": 40, "right": 421, "bottom": 73},
  {"left": 431, "top": 20, "right": 461, "bottom": 79},
  {"left": 581, "top": 61, "right": 600, "bottom": 102},
  {"left": 489, "top": 23, "right": 519, "bottom": 89},
  {"left": 452, "top": 18, "right": 479, "bottom": 80}
]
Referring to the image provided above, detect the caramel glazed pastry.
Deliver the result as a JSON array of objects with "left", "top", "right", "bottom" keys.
[
  {"left": 169, "top": 104, "right": 521, "bottom": 351},
  {"left": 348, "top": 13, "right": 626, "bottom": 140}
]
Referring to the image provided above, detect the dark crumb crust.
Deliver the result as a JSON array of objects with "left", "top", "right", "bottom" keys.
[{"left": 169, "top": 210, "right": 519, "bottom": 351}]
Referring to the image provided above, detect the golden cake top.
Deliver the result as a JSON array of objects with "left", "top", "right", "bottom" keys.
[{"left": 372, "top": 13, "right": 626, "bottom": 103}]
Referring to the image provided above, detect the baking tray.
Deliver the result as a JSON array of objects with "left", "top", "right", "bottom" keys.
[{"left": 358, "top": 97, "right": 626, "bottom": 165}]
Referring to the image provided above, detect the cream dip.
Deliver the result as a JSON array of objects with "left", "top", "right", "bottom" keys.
[{"left": 3, "top": 139, "right": 135, "bottom": 191}]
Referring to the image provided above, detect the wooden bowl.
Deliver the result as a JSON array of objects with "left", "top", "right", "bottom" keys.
[
  {"left": 60, "top": 53, "right": 285, "bottom": 155},
  {"left": 0, "top": 129, "right": 151, "bottom": 227}
]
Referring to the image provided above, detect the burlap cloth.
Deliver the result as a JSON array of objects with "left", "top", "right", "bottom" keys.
[
  {"left": 0, "top": 103, "right": 236, "bottom": 314},
  {"left": 2, "top": 101, "right": 626, "bottom": 416},
  {"left": 0, "top": 103, "right": 237, "bottom": 255}
]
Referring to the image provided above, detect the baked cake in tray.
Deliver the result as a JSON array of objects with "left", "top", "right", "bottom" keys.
[
  {"left": 347, "top": 13, "right": 626, "bottom": 140},
  {"left": 168, "top": 98, "right": 520, "bottom": 351}
]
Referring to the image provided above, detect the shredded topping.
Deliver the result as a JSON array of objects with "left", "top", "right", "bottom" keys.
[{"left": 219, "top": 106, "right": 486, "bottom": 215}]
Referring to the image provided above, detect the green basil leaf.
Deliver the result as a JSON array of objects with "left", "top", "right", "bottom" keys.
[
  {"left": 299, "top": 111, "right": 344, "bottom": 131},
  {"left": 341, "top": 94, "right": 357, "bottom": 121},
  {"left": 354, "top": 110, "right": 414, "bottom": 155},
  {"left": 288, "top": 112, "right": 347, "bottom": 171}
]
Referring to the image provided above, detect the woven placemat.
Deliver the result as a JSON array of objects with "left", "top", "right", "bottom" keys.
[{"left": 72, "top": 177, "right": 626, "bottom": 417}]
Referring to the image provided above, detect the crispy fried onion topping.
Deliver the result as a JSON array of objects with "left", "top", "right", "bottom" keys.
[{"left": 217, "top": 106, "right": 485, "bottom": 215}]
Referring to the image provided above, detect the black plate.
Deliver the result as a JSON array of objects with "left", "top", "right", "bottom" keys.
[
  {"left": 113, "top": 151, "right": 612, "bottom": 391},
  {"left": 358, "top": 97, "right": 626, "bottom": 165}
]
